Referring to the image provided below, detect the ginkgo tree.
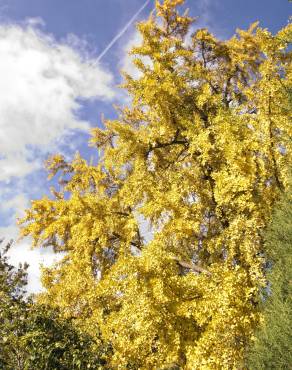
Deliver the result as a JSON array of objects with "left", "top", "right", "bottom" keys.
[{"left": 20, "top": 0, "right": 292, "bottom": 368}]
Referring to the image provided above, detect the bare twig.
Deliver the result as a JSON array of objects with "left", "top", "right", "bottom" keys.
[{"left": 172, "top": 256, "right": 212, "bottom": 276}]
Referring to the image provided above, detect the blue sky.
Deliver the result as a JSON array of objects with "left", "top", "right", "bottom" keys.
[{"left": 0, "top": 0, "right": 290, "bottom": 291}]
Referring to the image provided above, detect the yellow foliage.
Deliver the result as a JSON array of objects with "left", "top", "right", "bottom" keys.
[{"left": 19, "top": 1, "right": 291, "bottom": 368}]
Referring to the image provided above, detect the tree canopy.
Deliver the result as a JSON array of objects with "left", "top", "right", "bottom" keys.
[{"left": 19, "top": 0, "right": 292, "bottom": 368}]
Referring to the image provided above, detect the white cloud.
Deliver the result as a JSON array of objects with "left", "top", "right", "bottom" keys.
[
  {"left": 191, "top": 0, "right": 227, "bottom": 40},
  {"left": 0, "top": 191, "right": 58, "bottom": 293},
  {"left": 196, "top": 0, "right": 213, "bottom": 27},
  {"left": 0, "top": 21, "right": 115, "bottom": 182},
  {"left": 25, "top": 17, "right": 46, "bottom": 28},
  {"left": 2, "top": 193, "right": 29, "bottom": 217},
  {"left": 120, "top": 30, "right": 144, "bottom": 79},
  {"left": 0, "top": 223, "right": 61, "bottom": 293}
]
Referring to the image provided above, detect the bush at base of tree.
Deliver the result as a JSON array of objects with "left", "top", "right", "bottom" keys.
[{"left": 0, "top": 240, "right": 108, "bottom": 370}]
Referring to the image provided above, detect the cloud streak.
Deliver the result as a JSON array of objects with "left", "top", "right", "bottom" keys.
[{"left": 96, "top": 0, "right": 152, "bottom": 62}]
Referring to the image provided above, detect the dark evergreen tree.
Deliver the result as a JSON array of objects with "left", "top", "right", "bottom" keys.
[{"left": 246, "top": 183, "right": 292, "bottom": 369}]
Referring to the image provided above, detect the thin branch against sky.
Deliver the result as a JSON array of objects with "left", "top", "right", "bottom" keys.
[{"left": 96, "top": 0, "right": 152, "bottom": 62}]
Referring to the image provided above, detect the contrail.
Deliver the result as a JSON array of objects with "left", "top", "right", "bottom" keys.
[{"left": 96, "top": 0, "right": 152, "bottom": 62}]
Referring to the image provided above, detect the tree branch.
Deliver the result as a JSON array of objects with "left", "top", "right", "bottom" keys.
[
  {"left": 145, "top": 129, "right": 189, "bottom": 158},
  {"left": 172, "top": 256, "right": 212, "bottom": 276}
]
